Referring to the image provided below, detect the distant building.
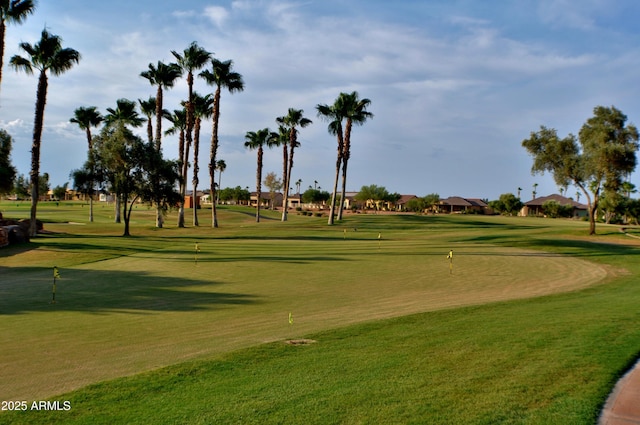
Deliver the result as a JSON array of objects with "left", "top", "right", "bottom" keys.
[
  {"left": 519, "top": 194, "right": 587, "bottom": 218},
  {"left": 438, "top": 197, "right": 490, "bottom": 214}
]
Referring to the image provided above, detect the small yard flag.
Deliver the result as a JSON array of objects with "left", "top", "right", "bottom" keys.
[
  {"left": 288, "top": 312, "right": 294, "bottom": 325},
  {"left": 52, "top": 266, "right": 60, "bottom": 303},
  {"left": 195, "top": 243, "right": 200, "bottom": 264},
  {"left": 446, "top": 250, "right": 453, "bottom": 274}
]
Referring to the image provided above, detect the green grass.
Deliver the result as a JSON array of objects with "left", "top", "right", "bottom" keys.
[{"left": 1, "top": 201, "right": 639, "bottom": 424}]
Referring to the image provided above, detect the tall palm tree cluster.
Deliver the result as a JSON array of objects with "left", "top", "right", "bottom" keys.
[
  {"left": 1, "top": 1, "right": 372, "bottom": 236},
  {"left": 243, "top": 91, "right": 373, "bottom": 224}
]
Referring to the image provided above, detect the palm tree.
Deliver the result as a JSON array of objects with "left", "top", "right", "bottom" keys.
[
  {"left": 295, "top": 178, "right": 302, "bottom": 194},
  {"left": 201, "top": 58, "right": 244, "bottom": 228},
  {"left": 10, "top": 28, "right": 80, "bottom": 237},
  {"left": 172, "top": 42, "right": 211, "bottom": 228},
  {"left": 105, "top": 98, "right": 145, "bottom": 129},
  {"left": 317, "top": 95, "right": 346, "bottom": 225},
  {"left": 244, "top": 128, "right": 277, "bottom": 223},
  {"left": 0, "top": 0, "right": 36, "bottom": 94},
  {"left": 215, "top": 159, "right": 226, "bottom": 204},
  {"left": 337, "top": 91, "right": 372, "bottom": 221},
  {"left": 165, "top": 108, "right": 187, "bottom": 173},
  {"left": 70, "top": 106, "right": 103, "bottom": 222},
  {"left": 191, "top": 92, "right": 213, "bottom": 226},
  {"left": 138, "top": 97, "right": 156, "bottom": 144},
  {"left": 271, "top": 125, "right": 289, "bottom": 208},
  {"left": 276, "top": 108, "right": 312, "bottom": 221},
  {"left": 140, "top": 61, "right": 182, "bottom": 151}
]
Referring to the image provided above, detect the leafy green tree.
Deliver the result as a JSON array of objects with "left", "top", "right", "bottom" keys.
[
  {"left": 355, "top": 184, "right": 396, "bottom": 210},
  {"left": 71, "top": 160, "right": 99, "bottom": 206},
  {"left": 625, "top": 198, "right": 640, "bottom": 225},
  {"left": 0, "top": 0, "right": 36, "bottom": 93},
  {"left": 104, "top": 98, "right": 145, "bottom": 223},
  {"left": 38, "top": 172, "right": 49, "bottom": 198},
  {"left": 424, "top": 193, "right": 441, "bottom": 213},
  {"left": 201, "top": 58, "right": 244, "bottom": 228},
  {"left": 263, "top": 171, "right": 282, "bottom": 209},
  {"left": 0, "top": 129, "right": 16, "bottom": 194},
  {"left": 10, "top": 28, "right": 80, "bottom": 236},
  {"left": 244, "top": 128, "right": 277, "bottom": 223},
  {"left": 541, "top": 200, "right": 573, "bottom": 218},
  {"left": 276, "top": 108, "right": 312, "bottom": 221},
  {"left": 404, "top": 197, "right": 426, "bottom": 213},
  {"left": 489, "top": 193, "right": 523, "bottom": 216},
  {"left": 218, "top": 185, "right": 249, "bottom": 205},
  {"left": 52, "top": 182, "right": 68, "bottom": 200},
  {"left": 95, "top": 125, "right": 179, "bottom": 236},
  {"left": 13, "top": 173, "right": 29, "bottom": 199},
  {"left": 301, "top": 188, "right": 330, "bottom": 205},
  {"left": 140, "top": 60, "right": 182, "bottom": 151},
  {"left": 522, "top": 106, "right": 639, "bottom": 235}
]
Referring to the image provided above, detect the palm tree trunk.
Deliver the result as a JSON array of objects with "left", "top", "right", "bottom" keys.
[
  {"left": 337, "top": 120, "right": 352, "bottom": 221},
  {"left": 282, "top": 139, "right": 296, "bottom": 222},
  {"left": 327, "top": 155, "right": 342, "bottom": 225},
  {"left": 281, "top": 145, "right": 288, "bottom": 221},
  {"left": 192, "top": 118, "right": 201, "bottom": 226},
  {"left": 337, "top": 156, "right": 349, "bottom": 221},
  {"left": 216, "top": 170, "right": 222, "bottom": 204},
  {"left": 0, "top": 20, "right": 5, "bottom": 94},
  {"left": 256, "top": 147, "right": 263, "bottom": 223},
  {"left": 123, "top": 195, "right": 130, "bottom": 236},
  {"left": 28, "top": 71, "right": 48, "bottom": 237},
  {"left": 210, "top": 87, "right": 222, "bottom": 228},
  {"left": 154, "top": 87, "right": 163, "bottom": 150},
  {"left": 179, "top": 138, "right": 191, "bottom": 227}
]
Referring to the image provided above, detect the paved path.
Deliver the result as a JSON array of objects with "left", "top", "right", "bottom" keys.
[{"left": 599, "top": 359, "right": 640, "bottom": 424}]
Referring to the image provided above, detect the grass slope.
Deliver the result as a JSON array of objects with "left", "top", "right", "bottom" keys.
[{"left": 1, "top": 201, "right": 639, "bottom": 423}]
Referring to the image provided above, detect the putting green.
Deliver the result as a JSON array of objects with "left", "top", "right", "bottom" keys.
[{"left": 0, "top": 233, "right": 616, "bottom": 403}]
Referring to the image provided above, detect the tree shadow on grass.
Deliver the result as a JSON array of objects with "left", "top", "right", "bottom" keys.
[
  {"left": 458, "top": 235, "right": 640, "bottom": 258},
  {"left": 0, "top": 267, "right": 258, "bottom": 315}
]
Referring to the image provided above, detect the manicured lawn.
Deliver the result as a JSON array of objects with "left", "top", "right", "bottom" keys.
[{"left": 1, "top": 201, "right": 639, "bottom": 423}]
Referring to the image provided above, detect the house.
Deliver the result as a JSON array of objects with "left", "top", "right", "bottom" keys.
[
  {"left": 519, "top": 194, "right": 587, "bottom": 218},
  {"left": 249, "top": 191, "right": 281, "bottom": 208},
  {"left": 438, "top": 197, "right": 490, "bottom": 214},
  {"left": 394, "top": 195, "right": 418, "bottom": 211}
]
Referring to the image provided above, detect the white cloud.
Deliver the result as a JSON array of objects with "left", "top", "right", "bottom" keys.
[{"left": 204, "top": 6, "right": 229, "bottom": 29}]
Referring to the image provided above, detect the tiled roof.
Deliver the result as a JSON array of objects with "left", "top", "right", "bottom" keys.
[{"left": 524, "top": 194, "right": 586, "bottom": 208}]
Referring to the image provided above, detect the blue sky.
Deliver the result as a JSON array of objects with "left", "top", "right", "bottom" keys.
[{"left": 2, "top": 0, "right": 640, "bottom": 201}]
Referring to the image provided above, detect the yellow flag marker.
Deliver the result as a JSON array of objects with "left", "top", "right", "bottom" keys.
[
  {"left": 446, "top": 250, "right": 453, "bottom": 274},
  {"left": 195, "top": 243, "right": 200, "bottom": 264},
  {"left": 52, "top": 266, "right": 60, "bottom": 304},
  {"left": 288, "top": 312, "right": 294, "bottom": 325}
]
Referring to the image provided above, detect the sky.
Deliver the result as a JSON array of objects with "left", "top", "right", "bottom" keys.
[{"left": 2, "top": 0, "right": 640, "bottom": 202}]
